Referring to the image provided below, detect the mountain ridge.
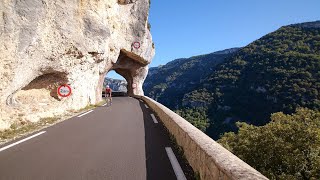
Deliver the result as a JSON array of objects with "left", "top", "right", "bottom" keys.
[
  {"left": 290, "top": 20, "right": 320, "bottom": 29},
  {"left": 144, "top": 47, "right": 240, "bottom": 108}
]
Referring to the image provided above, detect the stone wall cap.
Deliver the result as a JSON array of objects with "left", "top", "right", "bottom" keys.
[{"left": 139, "top": 95, "right": 268, "bottom": 180}]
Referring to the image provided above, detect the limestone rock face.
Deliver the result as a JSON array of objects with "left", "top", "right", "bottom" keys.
[
  {"left": 0, "top": 0, "right": 155, "bottom": 130},
  {"left": 104, "top": 78, "right": 127, "bottom": 92}
]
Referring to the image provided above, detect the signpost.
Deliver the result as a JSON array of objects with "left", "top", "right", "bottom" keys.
[{"left": 57, "top": 84, "right": 72, "bottom": 97}]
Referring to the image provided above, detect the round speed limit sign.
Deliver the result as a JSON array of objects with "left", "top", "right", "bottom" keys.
[
  {"left": 132, "top": 42, "right": 140, "bottom": 49},
  {"left": 57, "top": 84, "right": 72, "bottom": 97}
]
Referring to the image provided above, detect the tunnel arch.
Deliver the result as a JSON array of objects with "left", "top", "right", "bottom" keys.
[
  {"left": 103, "top": 70, "right": 128, "bottom": 96},
  {"left": 112, "top": 49, "right": 148, "bottom": 96},
  {"left": 96, "top": 49, "right": 149, "bottom": 102}
]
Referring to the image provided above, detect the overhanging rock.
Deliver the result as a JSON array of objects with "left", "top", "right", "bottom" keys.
[{"left": 0, "top": 0, "right": 155, "bottom": 130}]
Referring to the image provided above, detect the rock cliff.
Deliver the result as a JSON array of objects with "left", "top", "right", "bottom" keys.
[
  {"left": 0, "top": 0, "right": 154, "bottom": 130},
  {"left": 104, "top": 77, "right": 127, "bottom": 92}
]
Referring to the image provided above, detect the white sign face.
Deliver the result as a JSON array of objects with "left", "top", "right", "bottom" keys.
[{"left": 59, "top": 87, "right": 69, "bottom": 95}]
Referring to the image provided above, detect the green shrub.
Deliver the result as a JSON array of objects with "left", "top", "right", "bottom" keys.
[{"left": 218, "top": 108, "right": 320, "bottom": 180}]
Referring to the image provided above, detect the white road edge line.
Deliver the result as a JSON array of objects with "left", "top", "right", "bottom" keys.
[
  {"left": 78, "top": 110, "right": 94, "bottom": 117},
  {"left": 0, "top": 131, "right": 46, "bottom": 152},
  {"left": 144, "top": 104, "right": 149, "bottom": 108},
  {"left": 150, "top": 114, "right": 158, "bottom": 124},
  {"left": 165, "top": 147, "right": 187, "bottom": 180}
]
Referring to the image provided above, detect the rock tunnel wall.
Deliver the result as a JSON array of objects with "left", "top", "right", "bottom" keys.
[
  {"left": 139, "top": 96, "right": 268, "bottom": 180},
  {"left": 0, "top": 0, "right": 155, "bottom": 130}
]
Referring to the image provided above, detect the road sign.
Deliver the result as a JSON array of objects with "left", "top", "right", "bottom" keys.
[
  {"left": 132, "top": 83, "right": 137, "bottom": 89},
  {"left": 57, "top": 84, "right": 72, "bottom": 97},
  {"left": 132, "top": 42, "right": 140, "bottom": 49}
]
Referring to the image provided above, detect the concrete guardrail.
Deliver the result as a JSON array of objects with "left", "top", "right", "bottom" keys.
[{"left": 137, "top": 96, "right": 268, "bottom": 180}]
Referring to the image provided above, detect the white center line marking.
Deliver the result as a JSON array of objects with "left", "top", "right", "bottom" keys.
[
  {"left": 144, "top": 104, "right": 149, "bottom": 108},
  {"left": 78, "top": 110, "right": 93, "bottom": 117},
  {"left": 150, "top": 114, "right": 158, "bottom": 124},
  {"left": 165, "top": 147, "right": 187, "bottom": 180},
  {"left": 0, "top": 131, "right": 46, "bottom": 152}
]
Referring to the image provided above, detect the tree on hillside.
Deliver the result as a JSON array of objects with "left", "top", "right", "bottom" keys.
[
  {"left": 175, "top": 107, "right": 209, "bottom": 132},
  {"left": 218, "top": 108, "right": 320, "bottom": 180}
]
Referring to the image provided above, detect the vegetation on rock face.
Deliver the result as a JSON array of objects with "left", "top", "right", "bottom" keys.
[
  {"left": 218, "top": 108, "right": 320, "bottom": 180},
  {"left": 147, "top": 22, "right": 151, "bottom": 30}
]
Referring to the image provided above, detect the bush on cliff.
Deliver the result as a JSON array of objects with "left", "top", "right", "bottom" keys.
[
  {"left": 218, "top": 108, "right": 320, "bottom": 180},
  {"left": 175, "top": 107, "right": 209, "bottom": 132}
]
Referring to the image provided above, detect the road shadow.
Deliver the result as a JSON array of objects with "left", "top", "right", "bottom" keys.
[{"left": 137, "top": 99, "right": 196, "bottom": 180}]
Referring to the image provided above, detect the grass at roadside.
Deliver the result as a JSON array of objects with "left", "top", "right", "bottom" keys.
[
  {"left": 76, "top": 100, "right": 106, "bottom": 113},
  {"left": 0, "top": 117, "right": 58, "bottom": 140},
  {"left": 0, "top": 100, "right": 106, "bottom": 144}
]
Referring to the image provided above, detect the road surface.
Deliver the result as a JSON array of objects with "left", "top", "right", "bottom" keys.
[{"left": 0, "top": 97, "right": 190, "bottom": 180}]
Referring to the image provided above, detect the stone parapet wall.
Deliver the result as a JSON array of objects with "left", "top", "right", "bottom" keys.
[{"left": 139, "top": 96, "right": 268, "bottom": 180}]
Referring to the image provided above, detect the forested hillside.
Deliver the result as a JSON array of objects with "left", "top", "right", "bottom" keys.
[
  {"left": 144, "top": 21, "right": 320, "bottom": 139},
  {"left": 199, "top": 21, "right": 320, "bottom": 138},
  {"left": 144, "top": 48, "right": 239, "bottom": 109},
  {"left": 144, "top": 48, "right": 239, "bottom": 130}
]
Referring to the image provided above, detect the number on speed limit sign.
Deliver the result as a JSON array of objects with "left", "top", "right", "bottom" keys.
[{"left": 57, "top": 85, "right": 72, "bottom": 97}]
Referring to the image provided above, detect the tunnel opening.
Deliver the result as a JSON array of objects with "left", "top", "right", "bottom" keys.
[
  {"left": 111, "top": 50, "right": 148, "bottom": 96},
  {"left": 102, "top": 70, "right": 128, "bottom": 97},
  {"left": 96, "top": 49, "right": 148, "bottom": 102}
]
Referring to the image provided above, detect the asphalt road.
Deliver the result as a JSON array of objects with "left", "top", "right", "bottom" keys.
[{"left": 0, "top": 97, "right": 188, "bottom": 180}]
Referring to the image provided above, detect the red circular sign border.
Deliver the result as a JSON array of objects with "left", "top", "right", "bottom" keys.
[
  {"left": 57, "top": 84, "right": 72, "bottom": 97},
  {"left": 132, "top": 42, "right": 140, "bottom": 49}
]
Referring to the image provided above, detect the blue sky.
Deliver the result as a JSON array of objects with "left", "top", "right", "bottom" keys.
[{"left": 108, "top": 0, "right": 320, "bottom": 79}]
